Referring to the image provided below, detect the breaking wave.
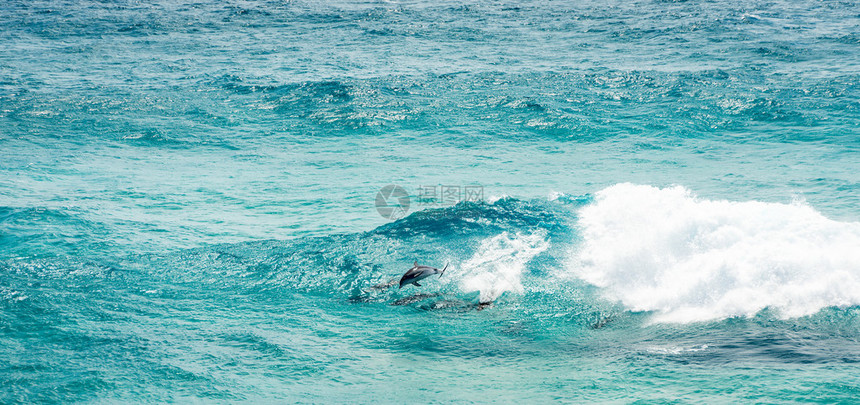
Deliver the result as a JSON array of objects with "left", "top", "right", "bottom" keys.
[
  {"left": 571, "top": 183, "right": 860, "bottom": 323},
  {"left": 458, "top": 231, "right": 549, "bottom": 303}
]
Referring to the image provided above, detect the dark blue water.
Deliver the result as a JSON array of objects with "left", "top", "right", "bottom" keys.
[{"left": 2, "top": 0, "right": 859, "bottom": 402}]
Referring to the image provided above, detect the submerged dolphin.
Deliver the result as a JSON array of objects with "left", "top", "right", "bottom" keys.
[
  {"left": 399, "top": 261, "right": 448, "bottom": 289},
  {"left": 391, "top": 293, "right": 442, "bottom": 306}
]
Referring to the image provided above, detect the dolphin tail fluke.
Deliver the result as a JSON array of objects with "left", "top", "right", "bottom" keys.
[{"left": 439, "top": 263, "right": 449, "bottom": 277}]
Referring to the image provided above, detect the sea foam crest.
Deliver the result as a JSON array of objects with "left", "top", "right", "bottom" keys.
[
  {"left": 460, "top": 231, "right": 548, "bottom": 303},
  {"left": 573, "top": 183, "right": 860, "bottom": 323}
]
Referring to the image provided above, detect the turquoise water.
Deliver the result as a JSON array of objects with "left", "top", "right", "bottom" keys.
[{"left": 2, "top": 0, "right": 860, "bottom": 402}]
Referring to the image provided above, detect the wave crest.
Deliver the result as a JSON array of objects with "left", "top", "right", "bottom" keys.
[
  {"left": 573, "top": 183, "right": 860, "bottom": 323},
  {"left": 459, "top": 231, "right": 549, "bottom": 303}
]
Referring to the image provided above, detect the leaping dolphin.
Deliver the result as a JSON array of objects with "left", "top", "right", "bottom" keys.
[{"left": 399, "top": 261, "right": 448, "bottom": 289}]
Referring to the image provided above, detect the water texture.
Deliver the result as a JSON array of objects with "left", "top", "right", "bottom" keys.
[{"left": 1, "top": 0, "right": 859, "bottom": 402}]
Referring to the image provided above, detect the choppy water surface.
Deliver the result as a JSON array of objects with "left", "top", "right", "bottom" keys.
[{"left": 2, "top": 0, "right": 859, "bottom": 402}]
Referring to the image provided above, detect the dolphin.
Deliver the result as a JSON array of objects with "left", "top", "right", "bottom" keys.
[
  {"left": 399, "top": 261, "right": 448, "bottom": 289},
  {"left": 391, "top": 293, "right": 442, "bottom": 306}
]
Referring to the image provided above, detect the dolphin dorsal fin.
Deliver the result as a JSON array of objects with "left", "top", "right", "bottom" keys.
[{"left": 414, "top": 261, "right": 418, "bottom": 267}]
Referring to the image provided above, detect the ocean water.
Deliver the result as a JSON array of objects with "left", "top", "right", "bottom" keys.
[{"left": 2, "top": 0, "right": 859, "bottom": 402}]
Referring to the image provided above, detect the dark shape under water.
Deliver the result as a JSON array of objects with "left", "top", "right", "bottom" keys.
[
  {"left": 591, "top": 316, "right": 612, "bottom": 329},
  {"left": 391, "top": 293, "right": 443, "bottom": 306},
  {"left": 417, "top": 298, "right": 493, "bottom": 312}
]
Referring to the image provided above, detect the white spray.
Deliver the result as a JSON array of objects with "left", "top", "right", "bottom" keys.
[
  {"left": 571, "top": 183, "right": 860, "bottom": 323},
  {"left": 459, "top": 231, "right": 549, "bottom": 303}
]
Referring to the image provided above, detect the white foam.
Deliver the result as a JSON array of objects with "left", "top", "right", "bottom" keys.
[
  {"left": 547, "top": 191, "right": 565, "bottom": 201},
  {"left": 644, "top": 344, "right": 709, "bottom": 355},
  {"left": 571, "top": 183, "right": 860, "bottom": 323},
  {"left": 486, "top": 194, "right": 511, "bottom": 204},
  {"left": 459, "top": 231, "right": 548, "bottom": 303}
]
